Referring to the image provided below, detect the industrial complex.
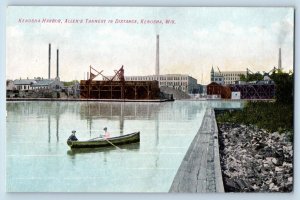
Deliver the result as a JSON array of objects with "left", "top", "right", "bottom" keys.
[{"left": 6, "top": 35, "right": 285, "bottom": 101}]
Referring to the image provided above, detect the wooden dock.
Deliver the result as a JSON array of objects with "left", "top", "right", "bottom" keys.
[{"left": 169, "top": 107, "right": 224, "bottom": 193}]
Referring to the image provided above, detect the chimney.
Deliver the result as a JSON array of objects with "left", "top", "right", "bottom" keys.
[
  {"left": 48, "top": 43, "right": 51, "bottom": 79},
  {"left": 155, "top": 34, "right": 159, "bottom": 75},
  {"left": 56, "top": 49, "right": 59, "bottom": 78},
  {"left": 278, "top": 48, "right": 282, "bottom": 70}
]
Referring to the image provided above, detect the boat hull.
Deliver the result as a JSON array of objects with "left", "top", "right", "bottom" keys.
[{"left": 67, "top": 132, "right": 140, "bottom": 149}]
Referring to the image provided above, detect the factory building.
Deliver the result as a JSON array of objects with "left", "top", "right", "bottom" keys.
[
  {"left": 211, "top": 66, "right": 247, "bottom": 85},
  {"left": 207, "top": 82, "right": 231, "bottom": 99},
  {"left": 119, "top": 74, "right": 198, "bottom": 94},
  {"left": 12, "top": 77, "right": 63, "bottom": 91},
  {"left": 13, "top": 79, "right": 34, "bottom": 91}
]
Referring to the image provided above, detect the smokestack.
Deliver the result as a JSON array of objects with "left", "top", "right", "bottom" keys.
[
  {"left": 278, "top": 48, "right": 282, "bottom": 70},
  {"left": 48, "top": 44, "right": 51, "bottom": 79},
  {"left": 155, "top": 34, "right": 159, "bottom": 75},
  {"left": 56, "top": 49, "right": 59, "bottom": 78}
]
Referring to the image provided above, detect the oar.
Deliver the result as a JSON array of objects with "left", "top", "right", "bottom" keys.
[
  {"left": 88, "top": 136, "right": 123, "bottom": 150},
  {"left": 104, "top": 138, "right": 122, "bottom": 150}
]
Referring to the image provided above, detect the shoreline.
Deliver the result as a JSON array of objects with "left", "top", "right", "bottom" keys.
[{"left": 6, "top": 98, "right": 173, "bottom": 103}]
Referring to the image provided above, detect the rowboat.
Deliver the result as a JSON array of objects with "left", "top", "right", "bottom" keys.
[
  {"left": 67, "top": 132, "right": 140, "bottom": 149},
  {"left": 67, "top": 142, "right": 140, "bottom": 156}
]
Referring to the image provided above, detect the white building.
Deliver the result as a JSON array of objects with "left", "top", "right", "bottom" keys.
[
  {"left": 211, "top": 66, "right": 247, "bottom": 85},
  {"left": 105, "top": 74, "right": 198, "bottom": 94},
  {"left": 13, "top": 78, "right": 36, "bottom": 91},
  {"left": 13, "top": 77, "right": 63, "bottom": 91}
]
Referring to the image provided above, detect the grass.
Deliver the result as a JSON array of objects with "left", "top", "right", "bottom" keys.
[{"left": 216, "top": 101, "right": 294, "bottom": 140}]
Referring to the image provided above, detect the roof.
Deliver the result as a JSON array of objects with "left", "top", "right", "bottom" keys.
[
  {"left": 14, "top": 79, "right": 36, "bottom": 85},
  {"left": 208, "top": 82, "right": 221, "bottom": 86},
  {"left": 32, "top": 79, "right": 55, "bottom": 87},
  {"left": 14, "top": 78, "right": 57, "bottom": 86}
]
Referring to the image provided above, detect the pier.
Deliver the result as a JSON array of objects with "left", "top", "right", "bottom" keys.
[{"left": 169, "top": 107, "right": 224, "bottom": 192}]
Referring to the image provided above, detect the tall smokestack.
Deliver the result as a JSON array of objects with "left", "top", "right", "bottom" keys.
[
  {"left": 155, "top": 34, "right": 159, "bottom": 75},
  {"left": 56, "top": 49, "right": 59, "bottom": 78},
  {"left": 48, "top": 44, "right": 51, "bottom": 79},
  {"left": 278, "top": 48, "right": 282, "bottom": 70}
]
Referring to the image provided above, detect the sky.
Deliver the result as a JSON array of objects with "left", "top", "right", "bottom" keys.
[{"left": 6, "top": 6, "right": 294, "bottom": 84}]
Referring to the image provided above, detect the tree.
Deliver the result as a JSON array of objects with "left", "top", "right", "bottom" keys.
[
  {"left": 270, "top": 72, "right": 293, "bottom": 105},
  {"left": 240, "top": 73, "right": 263, "bottom": 82}
]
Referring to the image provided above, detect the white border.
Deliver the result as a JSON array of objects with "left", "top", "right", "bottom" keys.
[{"left": 0, "top": 0, "right": 298, "bottom": 200}]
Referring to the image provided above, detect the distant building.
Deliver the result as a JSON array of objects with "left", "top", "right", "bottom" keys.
[
  {"left": 210, "top": 67, "right": 225, "bottom": 85},
  {"left": 13, "top": 77, "right": 63, "bottom": 91},
  {"left": 105, "top": 74, "right": 198, "bottom": 94},
  {"left": 211, "top": 66, "right": 247, "bottom": 85},
  {"left": 230, "top": 82, "right": 275, "bottom": 99},
  {"left": 13, "top": 78, "right": 36, "bottom": 91},
  {"left": 207, "top": 82, "right": 231, "bottom": 99}
]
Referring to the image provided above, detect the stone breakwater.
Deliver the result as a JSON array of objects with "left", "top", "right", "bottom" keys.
[{"left": 218, "top": 123, "right": 293, "bottom": 192}]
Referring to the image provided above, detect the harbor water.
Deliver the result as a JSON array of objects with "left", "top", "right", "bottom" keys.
[{"left": 6, "top": 100, "right": 244, "bottom": 192}]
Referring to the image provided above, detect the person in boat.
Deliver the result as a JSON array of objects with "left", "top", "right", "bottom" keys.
[
  {"left": 68, "top": 130, "right": 78, "bottom": 141},
  {"left": 102, "top": 127, "right": 110, "bottom": 139}
]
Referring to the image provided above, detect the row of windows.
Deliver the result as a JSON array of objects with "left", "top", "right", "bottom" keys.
[
  {"left": 219, "top": 73, "right": 245, "bottom": 77},
  {"left": 213, "top": 78, "right": 223, "bottom": 82},
  {"left": 17, "top": 85, "right": 32, "bottom": 90},
  {"left": 17, "top": 85, "right": 49, "bottom": 90},
  {"left": 225, "top": 77, "right": 240, "bottom": 81},
  {"left": 222, "top": 74, "right": 243, "bottom": 76},
  {"left": 125, "top": 76, "right": 188, "bottom": 81},
  {"left": 160, "top": 82, "right": 187, "bottom": 86}
]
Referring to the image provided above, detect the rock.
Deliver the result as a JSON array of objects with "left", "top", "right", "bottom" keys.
[
  {"left": 235, "top": 179, "right": 247, "bottom": 190},
  {"left": 271, "top": 185, "right": 279, "bottom": 192},
  {"left": 262, "top": 147, "right": 274, "bottom": 157},
  {"left": 252, "top": 184, "right": 259, "bottom": 190},
  {"left": 275, "top": 167, "right": 283, "bottom": 172},
  {"left": 224, "top": 178, "right": 239, "bottom": 192},
  {"left": 263, "top": 163, "right": 269, "bottom": 168},
  {"left": 255, "top": 142, "right": 266, "bottom": 150},
  {"left": 272, "top": 158, "right": 278, "bottom": 165},
  {"left": 269, "top": 182, "right": 275, "bottom": 190},
  {"left": 254, "top": 154, "right": 264, "bottom": 159},
  {"left": 217, "top": 122, "right": 293, "bottom": 192},
  {"left": 275, "top": 150, "right": 284, "bottom": 158}
]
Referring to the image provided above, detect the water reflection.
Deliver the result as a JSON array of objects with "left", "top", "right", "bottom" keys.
[
  {"left": 7, "top": 100, "right": 244, "bottom": 141},
  {"left": 7, "top": 100, "right": 245, "bottom": 145}
]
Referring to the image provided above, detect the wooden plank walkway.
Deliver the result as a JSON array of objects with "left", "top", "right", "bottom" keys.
[{"left": 169, "top": 108, "right": 224, "bottom": 193}]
